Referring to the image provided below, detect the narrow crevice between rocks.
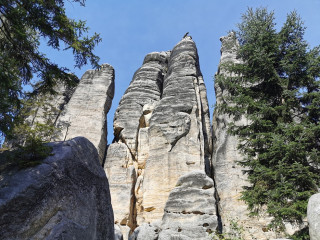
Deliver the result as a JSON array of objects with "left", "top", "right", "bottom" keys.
[
  {"left": 120, "top": 136, "right": 138, "bottom": 163},
  {"left": 63, "top": 121, "right": 70, "bottom": 142},
  {"left": 113, "top": 127, "right": 124, "bottom": 143},
  {"left": 190, "top": 74, "right": 207, "bottom": 173},
  {"left": 128, "top": 172, "right": 138, "bottom": 234},
  {"left": 213, "top": 170, "right": 223, "bottom": 233},
  {"left": 101, "top": 144, "right": 109, "bottom": 167}
]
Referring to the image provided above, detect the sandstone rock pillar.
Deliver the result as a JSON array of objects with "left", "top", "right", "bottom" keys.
[
  {"left": 105, "top": 37, "right": 214, "bottom": 239},
  {"left": 141, "top": 36, "right": 212, "bottom": 223},
  {"left": 56, "top": 64, "right": 115, "bottom": 162}
]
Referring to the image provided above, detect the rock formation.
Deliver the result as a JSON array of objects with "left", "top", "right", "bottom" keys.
[
  {"left": 6, "top": 63, "right": 114, "bottom": 164},
  {"left": 104, "top": 36, "right": 215, "bottom": 239},
  {"left": 158, "top": 171, "right": 218, "bottom": 239},
  {"left": 26, "top": 82, "right": 78, "bottom": 128},
  {"left": 130, "top": 171, "right": 217, "bottom": 240},
  {"left": 308, "top": 193, "right": 320, "bottom": 240},
  {"left": 0, "top": 137, "right": 114, "bottom": 240},
  {"left": 212, "top": 31, "right": 259, "bottom": 239},
  {"left": 212, "top": 32, "right": 303, "bottom": 239},
  {"left": 56, "top": 64, "right": 115, "bottom": 162},
  {"left": 1, "top": 31, "right": 312, "bottom": 239}
]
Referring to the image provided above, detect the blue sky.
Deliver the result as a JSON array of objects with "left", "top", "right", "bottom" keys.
[{"left": 47, "top": 0, "right": 320, "bottom": 144}]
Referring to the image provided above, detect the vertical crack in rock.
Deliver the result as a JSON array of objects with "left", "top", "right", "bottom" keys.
[
  {"left": 55, "top": 64, "right": 115, "bottom": 163},
  {"left": 113, "top": 51, "right": 170, "bottom": 157},
  {"left": 105, "top": 52, "right": 169, "bottom": 239},
  {"left": 198, "top": 74, "right": 213, "bottom": 176}
]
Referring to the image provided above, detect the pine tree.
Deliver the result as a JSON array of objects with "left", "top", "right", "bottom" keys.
[
  {"left": 216, "top": 8, "right": 320, "bottom": 234},
  {"left": 0, "top": 0, "right": 101, "bottom": 140}
]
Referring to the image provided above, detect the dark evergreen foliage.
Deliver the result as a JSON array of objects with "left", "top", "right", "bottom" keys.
[
  {"left": 216, "top": 8, "right": 320, "bottom": 233},
  {"left": 0, "top": 0, "right": 101, "bottom": 140}
]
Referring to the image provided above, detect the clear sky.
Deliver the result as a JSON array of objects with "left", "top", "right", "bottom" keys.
[{"left": 46, "top": 0, "right": 320, "bottom": 144}]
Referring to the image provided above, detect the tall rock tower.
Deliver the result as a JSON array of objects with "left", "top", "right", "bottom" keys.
[
  {"left": 212, "top": 32, "right": 296, "bottom": 239},
  {"left": 56, "top": 64, "right": 115, "bottom": 162},
  {"left": 105, "top": 36, "right": 217, "bottom": 240}
]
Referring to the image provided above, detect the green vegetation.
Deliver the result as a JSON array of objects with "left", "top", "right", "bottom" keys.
[
  {"left": 0, "top": 94, "right": 60, "bottom": 169},
  {"left": 0, "top": 136, "right": 53, "bottom": 170},
  {"left": 216, "top": 7, "right": 320, "bottom": 235},
  {"left": 0, "top": 0, "right": 101, "bottom": 141},
  {"left": 10, "top": 91, "right": 64, "bottom": 145},
  {"left": 212, "top": 219, "right": 244, "bottom": 240},
  {"left": 0, "top": 0, "right": 100, "bottom": 167}
]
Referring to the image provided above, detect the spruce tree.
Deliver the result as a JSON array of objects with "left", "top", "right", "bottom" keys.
[
  {"left": 0, "top": 0, "right": 101, "bottom": 140},
  {"left": 216, "top": 8, "right": 320, "bottom": 234}
]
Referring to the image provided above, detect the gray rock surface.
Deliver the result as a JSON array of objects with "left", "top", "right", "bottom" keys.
[
  {"left": 104, "top": 142, "right": 137, "bottom": 231},
  {"left": 113, "top": 51, "right": 170, "bottom": 156},
  {"left": 158, "top": 171, "right": 218, "bottom": 240},
  {"left": 115, "top": 224, "right": 124, "bottom": 240},
  {"left": 57, "top": 64, "right": 115, "bottom": 162},
  {"left": 308, "top": 193, "right": 320, "bottom": 240},
  {"left": 28, "top": 82, "right": 77, "bottom": 128},
  {"left": 141, "top": 36, "right": 212, "bottom": 223},
  {"left": 105, "top": 36, "right": 212, "bottom": 237},
  {"left": 0, "top": 137, "right": 114, "bottom": 240},
  {"left": 129, "top": 223, "right": 160, "bottom": 240}
]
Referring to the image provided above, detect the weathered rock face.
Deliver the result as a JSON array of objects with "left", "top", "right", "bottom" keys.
[
  {"left": 57, "top": 64, "right": 115, "bottom": 162},
  {"left": 113, "top": 51, "right": 170, "bottom": 156},
  {"left": 212, "top": 32, "right": 255, "bottom": 239},
  {"left": 130, "top": 171, "right": 218, "bottom": 240},
  {"left": 0, "top": 137, "right": 114, "bottom": 240},
  {"left": 105, "top": 142, "right": 137, "bottom": 234},
  {"left": 308, "top": 193, "right": 320, "bottom": 240},
  {"left": 158, "top": 171, "right": 218, "bottom": 240},
  {"left": 105, "top": 36, "right": 213, "bottom": 238},
  {"left": 142, "top": 37, "right": 212, "bottom": 224}
]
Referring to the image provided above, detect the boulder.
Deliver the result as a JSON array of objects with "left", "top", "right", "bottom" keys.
[
  {"left": 308, "top": 193, "right": 320, "bottom": 240},
  {"left": 0, "top": 137, "right": 114, "bottom": 240},
  {"left": 129, "top": 223, "right": 160, "bottom": 240}
]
